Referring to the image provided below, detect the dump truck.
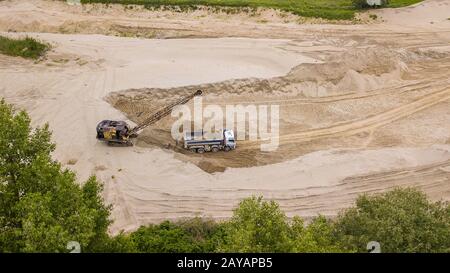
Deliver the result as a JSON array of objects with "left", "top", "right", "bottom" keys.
[
  {"left": 96, "top": 90, "right": 202, "bottom": 146},
  {"left": 183, "top": 129, "right": 236, "bottom": 153}
]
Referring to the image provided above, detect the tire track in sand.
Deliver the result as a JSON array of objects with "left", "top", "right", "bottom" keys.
[{"left": 242, "top": 87, "right": 450, "bottom": 149}]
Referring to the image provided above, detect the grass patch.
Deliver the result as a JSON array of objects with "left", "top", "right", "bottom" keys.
[
  {"left": 385, "top": 0, "right": 423, "bottom": 8},
  {"left": 80, "top": 0, "right": 424, "bottom": 20},
  {"left": 0, "top": 36, "right": 49, "bottom": 59}
]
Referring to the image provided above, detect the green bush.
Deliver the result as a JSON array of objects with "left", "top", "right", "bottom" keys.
[
  {"left": 0, "top": 36, "right": 49, "bottom": 59},
  {"left": 0, "top": 99, "right": 111, "bottom": 252},
  {"left": 131, "top": 221, "right": 207, "bottom": 252},
  {"left": 177, "top": 217, "right": 227, "bottom": 252},
  {"left": 291, "top": 216, "right": 349, "bottom": 253},
  {"left": 218, "top": 196, "right": 293, "bottom": 252},
  {"left": 334, "top": 188, "right": 450, "bottom": 253}
]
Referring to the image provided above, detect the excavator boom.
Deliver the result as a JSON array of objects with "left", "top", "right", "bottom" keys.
[
  {"left": 97, "top": 90, "right": 202, "bottom": 146},
  {"left": 129, "top": 89, "right": 202, "bottom": 136}
]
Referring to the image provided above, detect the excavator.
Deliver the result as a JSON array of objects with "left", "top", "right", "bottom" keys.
[{"left": 96, "top": 90, "right": 202, "bottom": 146}]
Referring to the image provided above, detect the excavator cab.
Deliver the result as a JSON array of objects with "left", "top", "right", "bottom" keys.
[{"left": 96, "top": 120, "right": 132, "bottom": 146}]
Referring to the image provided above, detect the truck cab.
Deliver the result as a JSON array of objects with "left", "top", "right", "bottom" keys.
[{"left": 223, "top": 129, "right": 236, "bottom": 151}]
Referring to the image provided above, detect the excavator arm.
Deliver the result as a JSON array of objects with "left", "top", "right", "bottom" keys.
[{"left": 128, "top": 89, "right": 202, "bottom": 136}]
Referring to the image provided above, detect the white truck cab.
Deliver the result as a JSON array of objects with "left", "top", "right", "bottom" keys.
[{"left": 223, "top": 129, "right": 236, "bottom": 150}]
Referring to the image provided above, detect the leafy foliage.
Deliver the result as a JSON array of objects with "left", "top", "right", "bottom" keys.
[
  {"left": 0, "top": 100, "right": 111, "bottom": 252},
  {"left": 177, "top": 217, "right": 227, "bottom": 252},
  {"left": 219, "top": 196, "right": 293, "bottom": 252},
  {"left": 334, "top": 188, "right": 450, "bottom": 253},
  {"left": 131, "top": 221, "right": 204, "bottom": 252},
  {"left": 291, "top": 216, "right": 348, "bottom": 253},
  {"left": 0, "top": 36, "right": 49, "bottom": 59}
]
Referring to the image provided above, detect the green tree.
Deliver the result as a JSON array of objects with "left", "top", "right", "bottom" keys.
[
  {"left": 0, "top": 99, "right": 111, "bottom": 252},
  {"left": 177, "top": 217, "right": 227, "bottom": 252},
  {"left": 291, "top": 216, "right": 347, "bottom": 253},
  {"left": 219, "top": 196, "right": 292, "bottom": 252},
  {"left": 334, "top": 188, "right": 450, "bottom": 253},
  {"left": 91, "top": 231, "right": 137, "bottom": 253},
  {"left": 131, "top": 221, "right": 203, "bottom": 253}
]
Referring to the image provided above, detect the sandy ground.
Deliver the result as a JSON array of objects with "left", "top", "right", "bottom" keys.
[{"left": 0, "top": 0, "right": 449, "bottom": 233}]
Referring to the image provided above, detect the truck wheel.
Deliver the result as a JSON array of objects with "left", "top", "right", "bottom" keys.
[
  {"left": 224, "top": 146, "right": 231, "bottom": 152},
  {"left": 190, "top": 148, "right": 197, "bottom": 153},
  {"left": 211, "top": 147, "right": 219, "bottom": 153},
  {"left": 197, "top": 148, "right": 205, "bottom": 154}
]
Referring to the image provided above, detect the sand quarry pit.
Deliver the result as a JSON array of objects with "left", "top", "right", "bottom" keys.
[
  {"left": 1, "top": 0, "right": 450, "bottom": 233},
  {"left": 107, "top": 47, "right": 450, "bottom": 173}
]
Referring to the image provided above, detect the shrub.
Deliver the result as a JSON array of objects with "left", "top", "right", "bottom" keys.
[
  {"left": 218, "top": 196, "right": 292, "bottom": 252},
  {"left": 0, "top": 100, "right": 111, "bottom": 252},
  {"left": 0, "top": 36, "right": 49, "bottom": 59},
  {"left": 334, "top": 188, "right": 450, "bottom": 253}
]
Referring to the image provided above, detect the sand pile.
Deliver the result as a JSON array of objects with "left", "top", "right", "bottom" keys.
[{"left": 107, "top": 46, "right": 443, "bottom": 122}]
